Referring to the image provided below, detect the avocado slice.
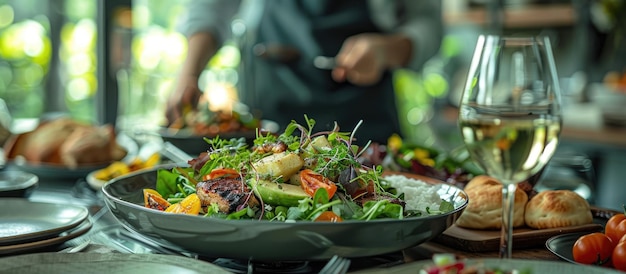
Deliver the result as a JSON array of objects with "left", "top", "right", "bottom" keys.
[{"left": 250, "top": 179, "right": 309, "bottom": 207}]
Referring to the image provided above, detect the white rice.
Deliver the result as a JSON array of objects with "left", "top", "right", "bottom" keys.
[{"left": 384, "top": 175, "right": 442, "bottom": 212}]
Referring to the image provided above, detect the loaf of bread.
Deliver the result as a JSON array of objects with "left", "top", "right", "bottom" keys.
[
  {"left": 456, "top": 175, "right": 528, "bottom": 229},
  {"left": 21, "top": 118, "right": 83, "bottom": 163},
  {"left": 524, "top": 190, "right": 593, "bottom": 229},
  {"left": 3, "top": 118, "right": 127, "bottom": 169}
]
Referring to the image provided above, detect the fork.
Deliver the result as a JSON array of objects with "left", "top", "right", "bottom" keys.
[
  {"left": 319, "top": 255, "right": 351, "bottom": 274},
  {"left": 57, "top": 238, "right": 91, "bottom": 253}
]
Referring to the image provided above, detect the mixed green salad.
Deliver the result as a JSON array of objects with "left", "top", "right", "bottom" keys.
[{"left": 143, "top": 116, "right": 455, "bottom": 222}]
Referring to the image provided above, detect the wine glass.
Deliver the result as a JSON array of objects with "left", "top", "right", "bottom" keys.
[{"left": 458, "top": 35, "right": 562, "bottom": 258}]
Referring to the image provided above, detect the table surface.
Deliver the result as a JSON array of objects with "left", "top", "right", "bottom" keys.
[{"left": 405, "top": 241, "right": 559, "bottom": 262}]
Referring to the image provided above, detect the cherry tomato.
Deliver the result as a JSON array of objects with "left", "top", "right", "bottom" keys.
[
  {"left": 202, "top": 168, "right": 240, "bottom": 181},
  {"left": 300, "top": 169, "right": 337, "bottom": 199},
  {"left": 606, "top": 208, "right": 626, "bottom": 246},
  {"left": 314, "top": 211, "right": 343, "bottom": 222},
  {"left": 613, "top": 241, "right": 626, "bottom": 271},
  {"left": 572, "top": 232, "right": 613, "bottom": 266},
  {"left": 143, "top": 188, "right": 171, "bottom": 211}
]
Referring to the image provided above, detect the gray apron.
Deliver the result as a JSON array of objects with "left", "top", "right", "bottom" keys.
[{"left": 240, "top": 0, "right": 399, "bottom": 143}]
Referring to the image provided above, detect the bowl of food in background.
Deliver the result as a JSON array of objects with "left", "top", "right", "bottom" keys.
[
  {"left": 597, "top": 71, "right": 626, "bottom": 127},
  {"left": 161, "top": 103, "right": 277, "bottom": 156},
  {"left": 357, "top": 134, "right": 484, "bottom": 189},
  {"left": 86, "top": 153, "right": 161, "bottom": 190}
]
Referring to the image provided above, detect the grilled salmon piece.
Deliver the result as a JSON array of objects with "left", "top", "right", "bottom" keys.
[{"left": 196, "top": 177, "right": 259, "bottom": 213}]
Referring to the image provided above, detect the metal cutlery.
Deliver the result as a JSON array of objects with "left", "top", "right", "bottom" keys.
[
  {"left": 57, "top": 238, "right": 91, "bottom": 253},
  {"left": 313, "top": 56, "right": 336, "bottom": 70},
  {"left": 319, "top": 255, "right": 351, "bottom": 274}
]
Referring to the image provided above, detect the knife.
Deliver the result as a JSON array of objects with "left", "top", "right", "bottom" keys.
[{"left": 313, "top": 56, "right": 336, "bottom": 70}]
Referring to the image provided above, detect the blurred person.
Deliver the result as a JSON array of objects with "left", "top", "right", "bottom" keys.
[{"left": 166, "top": 0, "right": 442, "bottom": 143}]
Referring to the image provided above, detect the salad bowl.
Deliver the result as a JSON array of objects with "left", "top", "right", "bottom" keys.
[{"left": 102, "top": 163, "right": 467, "bottom": 261}]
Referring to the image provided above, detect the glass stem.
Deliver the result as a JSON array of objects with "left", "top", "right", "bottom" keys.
[{"left": 500, "top": 183, "right": 518, "bottom": 258}]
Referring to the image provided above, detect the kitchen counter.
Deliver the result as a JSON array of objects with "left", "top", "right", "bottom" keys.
[
  {"left": 439, "top": 103, "right": 626, "bottom": 149},
  {"left": 561, "top": 103, "right": 626, "bottom": 148}
]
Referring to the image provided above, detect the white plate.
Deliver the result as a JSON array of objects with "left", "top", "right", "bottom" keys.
[
  {"left": 85, "top": 170, "right": 107, "bottom": 191},
  {"left": 0, "top": 218, "right": 92, "bottom": 255},
  {"left": 0, "top": 199, "right": 89, "bottom": 245},
  {"left": 353, "top": 258, "right": 622, "bottom": 274},
  {"left": 0, "top": 252, "right": 229, "bottom": 274}
]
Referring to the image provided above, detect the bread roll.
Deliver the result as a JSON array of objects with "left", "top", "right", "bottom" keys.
[
  {"left": 524, "top": 190, "right": 592, "bottom": 229},
  {"left": 22, "top": 118, "right": 84, "bottom": 163},
  {"left": 456, "top": 175, "right": 528, "bottom": 230},
  {"left": 59, "top": 124, "right": 127, "bottom": 168}
]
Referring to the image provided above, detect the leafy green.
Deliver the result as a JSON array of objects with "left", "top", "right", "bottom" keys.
[
  {"left": 225, "top": 207, "right": 253, "bottom": 220},
  {"left": 156, "top": 169, "right": 182, "bottom": 199},
  {"left": 426, "top": 200, "right": 455, "bottom": 215},
  {"left": 359, "top": 200, "right": 404, "bottom": 221}
]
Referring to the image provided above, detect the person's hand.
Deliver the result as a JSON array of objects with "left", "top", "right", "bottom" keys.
[
  {"left": 332, "top": 33, "right": 412, "bottom": 87},
  {"left": 332, "top": 33, "right": 387, "bottom": 86},
  {"left": 165, "top": 75, "right": 203, "bottom": 127}
]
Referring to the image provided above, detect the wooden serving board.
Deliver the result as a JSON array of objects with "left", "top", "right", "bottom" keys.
[{"left": 433, "top": 207, "right": 617, "bottom": 252}]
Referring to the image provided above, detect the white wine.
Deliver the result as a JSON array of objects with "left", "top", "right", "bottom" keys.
[{"left": 459, "top": 112, "right": 561, "bottom": 185}]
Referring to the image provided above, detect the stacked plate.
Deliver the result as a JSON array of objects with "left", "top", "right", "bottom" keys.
[{"left": 0, "top": 198, "right": 92, "bottom": 255}]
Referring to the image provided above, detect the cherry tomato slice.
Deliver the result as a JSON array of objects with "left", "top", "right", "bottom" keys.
[
  {"left": 300, "top": 169, "right": 337, "bottom": 199},
  {"left": 143, "top": 188, "right": 171, "bottom": 211},
  {"left": 202, "top": 168, "right": 240, "bottom": 181},
  {"left": 314, "top": 211, "right": 343, "bottom": 222},
  {"left": 572, "top": 232, "right": 613, "bottom": 266}
]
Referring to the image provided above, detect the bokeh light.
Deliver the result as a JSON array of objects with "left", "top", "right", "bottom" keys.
[
  {"left": 20, "top": 63, "right": 45, "bottom": 87},
  {"left": 0, "top": 5, "right": 15, "bottom": 28},
  {"left": 67, "top": 78, "right": 91, "bottom": 101},
  {"left": 133, "top": 26, "right": 166, "bottom": 70},
  {"left": 0, "top": 65, "right": 13, "bottom": 91},
  {"left": 64, "top": 19, "right": 96, "bottom": 52},
  {"left": 66, "top": 53, "right": 93, "bottom": 76},
  {"left": 132, "top": 4, "right": 151, "bottom": 29}
]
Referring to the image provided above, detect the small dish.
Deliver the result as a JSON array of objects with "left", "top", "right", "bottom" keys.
[
  {"left": 85, "top": 170, "right": 107, "bottom": 190},
  {"left": 0, "top": 198, "right": 89, "bottom": 245},
  {"left": 546, "top": 232, "right": 589, "bottom": 264},
  {"left": 0, "top": 218, "right": 92, "bottom": 255},
  {"left": 0, "top": 170, "right": 39, "bottom": 198}
]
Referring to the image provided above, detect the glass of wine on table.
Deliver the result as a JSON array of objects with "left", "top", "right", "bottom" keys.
[{"left": 457, "top": 35, "right": 563, "bottom": 258}]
